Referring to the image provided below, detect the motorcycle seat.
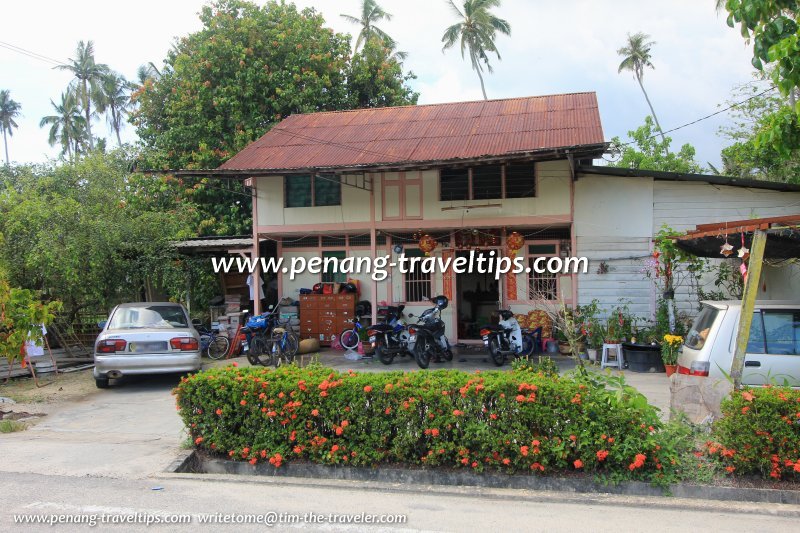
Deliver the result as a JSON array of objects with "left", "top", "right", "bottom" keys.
[
  {"left": 481, "top": 324, "right": 503, "bottom": 332},
  {"left": 369, "top": 324, "right": 394, "bottom": 332}
]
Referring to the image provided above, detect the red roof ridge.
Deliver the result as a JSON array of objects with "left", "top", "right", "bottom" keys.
[{"left": 279, "top": 91, "right": 599, "bottom": 119}]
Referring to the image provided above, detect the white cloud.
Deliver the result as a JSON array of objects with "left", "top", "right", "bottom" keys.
[{"left": 1, "top": 0, "right": 762, "bottom": 168}]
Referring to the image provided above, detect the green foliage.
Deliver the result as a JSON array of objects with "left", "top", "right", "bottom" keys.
[
  {"left": 707, "top": 386, "right": 800, "bottom": 479},
  {"left": 0, "top": 151, "right": 204, "bottom": 318},
  {"left": 175, "top": 363, "right": 684, "bottom": 484},
  {"left": 0, "top": 279, "right": 61, "bottom": 366},
  {"left": 723, "top": 1, "right": 800, "bottom": 155},
  {"left": 719, "top": 80, "right": 800, "bottom": 182},
  {"left": 510, "top": 354, "right": 559, "bottom": 377},
  {"left": 610, "top": 117, "right": 706, "bottom": 173},
  {"left": 133, "top": 0, "right": 417, "bottom": 235},
  {"left": 0, "top": 420, "right": 27, "bottom": 433},
  {"left": 441, "top": 0, "right": 511, "bottom": 99}
]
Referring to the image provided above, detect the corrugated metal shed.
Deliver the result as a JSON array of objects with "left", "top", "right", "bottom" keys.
[{"left": 219, "top": 92, "right": 605, "bottom": 172}]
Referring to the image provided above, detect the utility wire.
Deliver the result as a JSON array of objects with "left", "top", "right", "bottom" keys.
[
  {"left": 615, "top": 86, "right": 778, "bottom": 147},
  {"left": 0, "top": 40, "right": 65, "bottom": 66}
]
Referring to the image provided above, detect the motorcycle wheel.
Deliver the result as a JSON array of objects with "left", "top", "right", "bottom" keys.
[
  {"left": 340, "top": 328, "right": 360, "bottom": 350},
  {"left": 519, "top": 333, "right": 536, "bottom": 358},
  {"left": 414, "top": 337, "right": 431, "bottom": 369},
  {"left": 488, "top": 337, "right": 505, "bottom": 366},
  {"left": 375, "top": 342, "right": 394, "bottom": 365}
]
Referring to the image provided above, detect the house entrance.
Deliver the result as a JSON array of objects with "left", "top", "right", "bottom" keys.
[{"left": 455, "top": 250, "right": 501, "bottom": 340}]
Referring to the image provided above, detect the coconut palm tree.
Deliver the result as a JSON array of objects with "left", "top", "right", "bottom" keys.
[
  {"left": 0, "top": 90, "right": 21, "bottom": 165},
  {"left": 56, "top": 40, "right": 109, "bottom": 150},
  {"left": 441, "top": 0, "right": 511, "bottom": 100},
  {"left": 617, "top": 32, "right": 667, "bottom": 146},
  {"left": 98, "top": 72, "right": 132, "bottom": 146},
  {"left": 341, "top": 0, "right": 397, "bottom": 53},
  {"left": 39, "top": 91, "right": 86, "bottom": 161}
]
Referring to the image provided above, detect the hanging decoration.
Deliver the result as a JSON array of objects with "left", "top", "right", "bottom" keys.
[
  {"left": 418, "top": 234, "right": 437, "bottom": 256},
  {"left": 505, "top": 231, "right": 524, "bottom": 301},
  {"left": 454, "top": 229, "right": 499, "bottom": 250},
  {"left": 720, "top": 241, "right": 734, "bottom": 257}
]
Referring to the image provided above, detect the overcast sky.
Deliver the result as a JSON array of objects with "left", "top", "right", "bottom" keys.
[{"left": 2, "top": 0, "right": 759, "bottom": 169}]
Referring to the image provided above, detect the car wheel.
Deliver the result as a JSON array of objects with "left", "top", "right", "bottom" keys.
[{"left": 95, "top": 377, "right": 109, "bottom": 389}]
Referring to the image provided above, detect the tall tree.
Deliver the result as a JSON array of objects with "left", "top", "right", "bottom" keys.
[
  {"left": 0, "top": 90, "right": 21, "bottom": 165},
  {"left": 617, "top": 32, "right": 667, "bottom": 147},
  {"left": 441, "top": 0, "right": 511, "bottom": 100},
  {"left": 134, "top": 0, "right": 417, "bottom": 236},
  {"left": 98, "top": 72, "right": 132, "bottom": 146},
  {"left": 340, "top": 0, "right": 396, "bottom": 53},
  {"left": 39, "top": 91, "right": 86, "bottom": 161},
  {"left": 56, "top": 40, "right": 109, "bottom": 150}
]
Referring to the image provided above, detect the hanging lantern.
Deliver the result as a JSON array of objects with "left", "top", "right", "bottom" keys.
[
  {"left": 506, "top": 231, "right": 524, "bottom": 254},
  {"left": 419, "top": 234, "right": 437, "bottom": 256},
  {"left": 737, "top": 246, "right": 750, "bottom": 261}
]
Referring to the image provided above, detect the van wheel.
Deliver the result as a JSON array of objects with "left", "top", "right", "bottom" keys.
[{"left": 95, "top": 377, "right": 110, "bottom": 389}]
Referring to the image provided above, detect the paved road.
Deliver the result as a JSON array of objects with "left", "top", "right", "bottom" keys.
[{"left": 1, "top": 470, "right": 798, "bottom": 532}]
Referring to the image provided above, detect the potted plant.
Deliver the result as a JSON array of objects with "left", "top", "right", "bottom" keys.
[{"left": 661, "top": 334, "right": 683, "bottom": 376}]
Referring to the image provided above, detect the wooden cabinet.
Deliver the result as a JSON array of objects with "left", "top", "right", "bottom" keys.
[{"left": 299, "top": 293, "right": 356, "bottom": 345}]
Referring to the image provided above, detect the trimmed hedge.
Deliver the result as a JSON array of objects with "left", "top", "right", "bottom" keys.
[
  {"left": 707, "top": 386, "right": 800, "bottom": 479},
  {"left": 174, "top": 364, "right": 681, "bottom": 482}
]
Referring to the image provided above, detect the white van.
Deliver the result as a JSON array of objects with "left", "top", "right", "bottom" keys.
[{"left": 678, "top": 300, "right": 800, "bottom": 386}]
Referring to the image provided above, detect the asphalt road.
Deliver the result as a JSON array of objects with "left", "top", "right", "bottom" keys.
[{"left": 2, "top": 470, "right": 798, "bottom": 532}]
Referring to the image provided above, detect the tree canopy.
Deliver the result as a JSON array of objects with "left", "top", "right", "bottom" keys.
[{"left": 610, "top": 116, "right": 706, "bottom": 173}]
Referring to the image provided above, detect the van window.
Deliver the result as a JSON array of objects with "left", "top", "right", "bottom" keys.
[
  {"left": 685, "top": 305, "right": 719, "bottom": 350},
  {"left": 746, "top": 311, "right": 766, "bottom": 353},
  {"left": 763, "top": 311, "right": 800, "bottom": 355}
]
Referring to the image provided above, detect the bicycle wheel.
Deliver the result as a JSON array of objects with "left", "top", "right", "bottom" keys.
[
  {"left": 340, "top": 328, "right": 360, "bottom": 350},
  {"left": 250, "top": 335, "right": 274, "bottom": 367},
  {"left": 207, "top": 335, "right": 230, "bottom": 360},
  {"left": 281, "top": 332, "right": 299, "bottom": 360},
  {"left": 519, "top": 333, "right": 535, "bottom": 358}
]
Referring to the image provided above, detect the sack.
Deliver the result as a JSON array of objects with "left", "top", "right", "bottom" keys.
[
  {"left": 245, "top": 315, "right": 268, "bottom": 330},
  {"left": 299, "top": 288, "right": 312, "bottom": 295}
]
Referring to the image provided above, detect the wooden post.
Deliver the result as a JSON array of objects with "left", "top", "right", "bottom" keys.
[
  {"left": 251, "top": 177, "right": 261, "bottom": 316},
  {"left": 730, "top": 229, "right": 767, "bottom": 390},
  {"left": 369, "top": 173, "right": 378, "bottom": 326}
]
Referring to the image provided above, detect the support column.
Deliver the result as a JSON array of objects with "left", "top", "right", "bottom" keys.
[
  {"left": 730, "top": 229, "right": 767, "bottom": 390},
  {"left": 251, "top": 177, "right": 261, "bottom": 316},
  {"left": 369, "top": 173, "right": 378, "bottom": 325}
]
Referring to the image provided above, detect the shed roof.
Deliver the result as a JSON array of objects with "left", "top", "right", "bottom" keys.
[{"left": 218, "top": 92, "right": 606, "bottom": 173}]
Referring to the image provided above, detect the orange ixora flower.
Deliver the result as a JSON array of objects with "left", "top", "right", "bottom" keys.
[
  {"left": 596, "top": 450, "right": 609, "bottom": 461},
  {"left": 573, "top": 459, "right": 583, "bottom": 469}
]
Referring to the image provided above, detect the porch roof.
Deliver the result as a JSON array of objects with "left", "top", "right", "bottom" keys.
[
  {"left": 214, "top": 92, "right": 606, "bottom": 174},
  {"left": 674, "top": 215, "right": 800, "bottom": 259}
]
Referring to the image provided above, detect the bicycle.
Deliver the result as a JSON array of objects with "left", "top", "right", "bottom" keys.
[
  {"left": 340, "top": 315, "right": 366, "bottom": 351},
  {"left": 197, "top": 325, "right": 231, "bottom": 360}
]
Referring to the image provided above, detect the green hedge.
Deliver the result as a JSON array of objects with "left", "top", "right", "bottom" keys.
[
  {"left": 707, "top": 386, "right": 800, "bottom": 479},
  {"left": 174, "top": 364, "right": 681, "bottom": 482}
]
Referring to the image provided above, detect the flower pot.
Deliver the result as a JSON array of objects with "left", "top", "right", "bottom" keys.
[
  {"left": 587, "top": 348, "right": 598, "bottom": 362},
  {"left": 664, "top": 364, "right": 677, "bottom": 377},
  {"left": 558, "top": 342, "right": 571, "bottom": 355}
]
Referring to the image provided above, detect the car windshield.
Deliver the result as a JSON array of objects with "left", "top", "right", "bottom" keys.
[
  {"left": 685, "top": 305, "right": 720, "bottom": 350},
  {"left": 107, "top": 305, "right": 188, "bottom": 329}
]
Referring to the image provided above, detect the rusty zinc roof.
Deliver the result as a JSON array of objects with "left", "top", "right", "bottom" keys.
[{"left": 219, "top": 92, "right": 605, "bottom": 172}]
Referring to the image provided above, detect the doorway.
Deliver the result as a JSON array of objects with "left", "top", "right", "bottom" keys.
[{"left": 455, "top": 250, "right": 501, "bottom": 339}]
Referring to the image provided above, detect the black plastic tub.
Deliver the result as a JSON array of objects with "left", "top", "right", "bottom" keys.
[{"left": 622, "top": 343, "right": 665, "bottom": 373}]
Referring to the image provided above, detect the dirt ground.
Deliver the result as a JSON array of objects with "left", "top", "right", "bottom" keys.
[{"left": 0, "top": 368, "right": 98, "bottom": 425}]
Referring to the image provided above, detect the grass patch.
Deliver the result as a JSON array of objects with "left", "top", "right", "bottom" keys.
[{"left": 0, "top": 419, "right": 27, "bottom": 433}]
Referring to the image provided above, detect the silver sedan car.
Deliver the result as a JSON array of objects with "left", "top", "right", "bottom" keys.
[{"left": 93, "top": 302, "right": 202, "bottom": 388}]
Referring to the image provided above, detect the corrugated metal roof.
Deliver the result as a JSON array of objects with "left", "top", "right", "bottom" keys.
[
  {"left": 173, "top": 237, "right": 252, "bottom": 250},
  {"left": 220, "top": 92, "right": 605, "bottom": 172}
]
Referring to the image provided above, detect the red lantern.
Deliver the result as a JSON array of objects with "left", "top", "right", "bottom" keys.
[
  {"left": 419, "top": 234, "right": 437, "bottom": 256},
  {"left": 506, "top": 231, "right": 524, "bottom": 254}
]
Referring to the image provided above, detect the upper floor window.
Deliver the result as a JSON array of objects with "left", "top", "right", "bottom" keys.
[
  {"left": 439, "top": 162, "right": 535, "bottom": 201},
  {"left": 285, "top": 174, "right": 341, "bottom": 207}
]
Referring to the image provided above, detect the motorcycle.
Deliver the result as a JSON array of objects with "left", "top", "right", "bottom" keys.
[
  {"left": 367, "top": 305, "right": 411, "bottom": 365},
  {"left": 406, "top": 296, "right": 453, "bottom": 369},
  {"left": 480, "top": 308, "right": 538, "bottom": 366}
]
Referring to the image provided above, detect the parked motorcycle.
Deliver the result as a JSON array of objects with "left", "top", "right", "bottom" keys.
[
  {"left": 480, "top": 308, "right": 537, "bottom": 366},
  {"left": 406, "top": 296, "right": 453, "bottom": 369},
  {"left": 367, "top": 305, "right": 411, "bottom": 365}
]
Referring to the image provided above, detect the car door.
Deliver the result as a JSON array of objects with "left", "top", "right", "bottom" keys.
[{"left": 741, "top": 309, "right": 800, "bottom": 387}]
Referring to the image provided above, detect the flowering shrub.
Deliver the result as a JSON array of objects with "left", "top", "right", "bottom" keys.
[
  {"left": 661, "top": 335, "right": 683, "bottom": 366},
  {"left": 174, "top": 364, "right": 682, "bottom": 482},
  {"left": 706, "top": 387, "right": 800, "bottom": 479}
]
